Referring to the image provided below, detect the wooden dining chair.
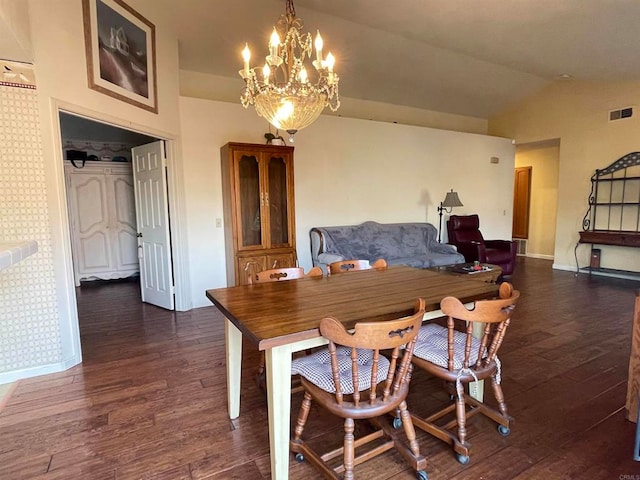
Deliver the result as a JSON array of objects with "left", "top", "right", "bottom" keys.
[
  {"left": 328, "top": 258, "right": 387, "bottom": 275},
  {"left": 247, "top": 266, "right": 323, "bottom": 284},
  {"left": 408, "top": 282, "right": 519, "bottom": 465},
  {"left": 250, "top": 266, "right": 323, "bottom": 391},
  {"left": 290, "top": 298, "right": 428, "bottom": 480}
]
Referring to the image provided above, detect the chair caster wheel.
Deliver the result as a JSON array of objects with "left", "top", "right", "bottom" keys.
[
  {"left": 416, "top": 470, "right": 428, "bottom": 480},
  {"left": 295, "top": 453, "right": 304, "bottom": 463},
  {"left": 497, "top": 425, "right": 510, "bottom": 436},
  {"left": 392, "top": 417, "right": 402, "bottom": 429},
  {"left": 456, "top": 453, "right": 470, "bottom": 465}
]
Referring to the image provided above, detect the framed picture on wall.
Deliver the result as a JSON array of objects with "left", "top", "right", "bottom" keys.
[{"left": 82, "top": 0, "right": 158, "bottom": 113}]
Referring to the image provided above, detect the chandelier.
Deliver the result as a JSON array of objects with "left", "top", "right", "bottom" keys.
[{"left": 239, "top": 0, "right": 340, "bottom": 142}]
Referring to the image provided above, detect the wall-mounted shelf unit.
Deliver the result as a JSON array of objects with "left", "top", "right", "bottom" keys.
[{"left": 579, "top": 152, "right": 640, "bottom": 276}]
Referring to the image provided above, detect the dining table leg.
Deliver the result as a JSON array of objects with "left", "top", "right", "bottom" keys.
[
  {"left": 225, "top": 318, "right": 242, "bottom": 419},
  {"left": 265, "top": 343, "right": 293, "bottom": 480}
]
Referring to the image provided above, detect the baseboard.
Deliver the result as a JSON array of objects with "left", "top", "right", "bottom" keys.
[
  {"left": 526, "top": 253, "right": 554, "bottom": 260},
  {"left": 0, "top": 354, "right": 81, "bottom": 385},
  {"left": 552, "top": 263, "right": 578, "bottom": 272}
]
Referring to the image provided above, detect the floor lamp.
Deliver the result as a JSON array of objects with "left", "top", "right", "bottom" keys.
[{"left": 437, "top": 189, "right": 463, "bottom": 242}]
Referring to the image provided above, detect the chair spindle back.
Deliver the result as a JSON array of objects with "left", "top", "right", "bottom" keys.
[{"left": 319, "top": 298, "right": 425, "bottom": 407}]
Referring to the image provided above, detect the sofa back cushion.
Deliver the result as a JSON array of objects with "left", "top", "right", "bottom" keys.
[{"left": 319, "top": 222, "right": 435, "bottom": 262}]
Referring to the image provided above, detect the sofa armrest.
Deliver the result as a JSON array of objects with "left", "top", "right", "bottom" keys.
[
  {"left": 430, "top": 242, "right": 460, "bottom": 255},
  {"left": 317, "top": 252, "right": 344, "bottom": 274},
  {"left": 454, "top": 241, "right": 487, "bottom": 263},
  {"left": 318, "top": 252, "right": 344, "bottom": 264},
  {"left": 310, "top": 228, "right": 324, "bottom": 265}
]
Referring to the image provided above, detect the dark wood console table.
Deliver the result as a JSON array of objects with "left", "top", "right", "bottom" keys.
[{"left": 579, "top": 231, "right": 640, "bottom": 248}]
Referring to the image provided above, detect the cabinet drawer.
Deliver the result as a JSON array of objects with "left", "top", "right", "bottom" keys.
[
  {"left": 267, "top": 253, "right": 296, "bottom": 270},
  {"left": 236, "top": 256, "right": 267, "bottom": 285}
]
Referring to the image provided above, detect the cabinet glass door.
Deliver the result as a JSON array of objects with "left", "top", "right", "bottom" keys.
[
  {"left": 237, "top": 154, "right": 262, "bottom": 248},
  {"left": 267, "top": 155, "right": 290, "bottom": 246}
]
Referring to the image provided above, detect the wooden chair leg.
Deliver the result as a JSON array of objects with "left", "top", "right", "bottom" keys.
[
  {"left": 455, "top": 388, "right": 468, "bottom": 447},
  {"left": 294, "top": 392, "right": 312, "bottom": 442},
  {"left": 344, "top": 417, "right": 355, "bottom": 480},
  {"left": 398, "top": 400, "right": 421, "bottom": 457},
  {"left": 490, "top": 376, "right": 509, "bottom": 418}
]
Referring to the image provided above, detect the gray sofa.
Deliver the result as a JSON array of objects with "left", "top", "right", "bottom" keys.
[{"left": 310, "top": 221, "right": 465, "bottom": 273}]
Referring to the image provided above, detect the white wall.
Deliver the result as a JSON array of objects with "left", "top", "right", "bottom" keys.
[
  {"left": 180, "top": 98, "right": 515, "bottom": 308},
  {"left": 0, "top": 0, "right": 184, "bottom": 383},
  {"left": 489, "top": 79, "right": 640, "bottom": 273},
  {"left": 0, "top": 0, "right": 515, "bottom": 382}
]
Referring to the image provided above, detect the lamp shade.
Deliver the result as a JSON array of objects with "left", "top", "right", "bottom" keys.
[{"left": 442, "top": 190, "right": 463, "bottom": 208}]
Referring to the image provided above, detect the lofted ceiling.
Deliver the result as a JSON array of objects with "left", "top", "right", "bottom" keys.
[
  {"left": 2, "top": 1, "right": 638, "bottom": 119},
  {"left": 159, "top": 0, "right": 640, "bottom": 119}
]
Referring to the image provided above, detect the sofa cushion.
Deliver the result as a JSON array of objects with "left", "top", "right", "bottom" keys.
[
  {"left": 321, "top": 221, "right": 432, "bottom": 261},
  {"left": 312, "top": 221, "right": 465, "bottom": 269},
  {"left": 291, "top": 346, "right": 390, "bottom": 394},
  {"left": 388, "top": 256, "right": 433, "bottom": 269},
  {"left": 426, "top": 252, "right": 468, "bottom": 267},
  {"left": 363, "top": 222, "right": 430, "bottom": 260}
]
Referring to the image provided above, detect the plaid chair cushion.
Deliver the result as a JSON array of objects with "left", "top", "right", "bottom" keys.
[
  {"left": 413, "top": 323, "right": 483, "bottom": 369},
  {"left": 291, "top": 346, "right": 390, "bottom": 394}
]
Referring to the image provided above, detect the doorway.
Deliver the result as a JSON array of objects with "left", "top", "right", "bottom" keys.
[
  {"left": 59, "top": 111, "right": 174, "bottom": 309},
  {"left": 513, "top": 139, "right": 560, "bottom": 260}
]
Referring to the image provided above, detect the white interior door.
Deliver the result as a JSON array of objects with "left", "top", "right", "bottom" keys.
[
  {"left": 111, "top": 172, "right": 139, "bottom": 272},
  {"left": 132, "top": 141, "right": 174, "bottom": 310}
]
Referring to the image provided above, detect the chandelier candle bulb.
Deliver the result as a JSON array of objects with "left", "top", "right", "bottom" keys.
[
  {"left": 315, "top": 30, "right": 323, "bottom": 64},
  {"left": 263, "top": 64, "right": 270, "bottom": 84},
  {"left": 242, "top": 44, "right": 251, "bottom": 77},
  {"left": 269, "top": 29, "right": 280, "bottom": 59},
  {"left": 326, "top": 52, "right": 335, "bottom": 72}
]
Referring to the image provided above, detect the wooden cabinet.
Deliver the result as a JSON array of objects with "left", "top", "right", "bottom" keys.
[
  {"left": 64, "top": 161, "right": 139, "bottom": 285},
  {"left": 221, "top": 143, "right": 297, "bottom": 285}
]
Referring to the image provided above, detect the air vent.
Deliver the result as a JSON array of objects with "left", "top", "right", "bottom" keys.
[
  {"left": 609, "top": 106, "right": 634, "bottom": 121},
  {"left": 515, "top": 239, "right": 527, "bottom": 256}
]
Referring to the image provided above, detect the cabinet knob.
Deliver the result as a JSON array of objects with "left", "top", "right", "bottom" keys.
[{"left": 137, "top": 233, "right": 143, "bottom": 238}]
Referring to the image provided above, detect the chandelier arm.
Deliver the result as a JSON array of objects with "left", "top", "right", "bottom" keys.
[{"left": 285, "top": 32, "right": 295, "bottom": 79}]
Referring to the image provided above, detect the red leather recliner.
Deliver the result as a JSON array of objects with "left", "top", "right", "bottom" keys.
[{"left": 446, "top": 214, "right": 517, "bottom": 276}]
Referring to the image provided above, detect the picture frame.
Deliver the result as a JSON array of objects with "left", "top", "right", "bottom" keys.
[{"left": 82, "top": 0, "right": 158, "bottom": 113}]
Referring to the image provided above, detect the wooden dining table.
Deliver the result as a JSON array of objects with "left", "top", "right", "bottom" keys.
[{"left": 205, "top": 265, "right": 499, "bottom": 479}]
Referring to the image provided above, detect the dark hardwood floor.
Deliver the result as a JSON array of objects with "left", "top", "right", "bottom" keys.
[{"left": 1, "top": 257, "right": 640, "bottom": 479}]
